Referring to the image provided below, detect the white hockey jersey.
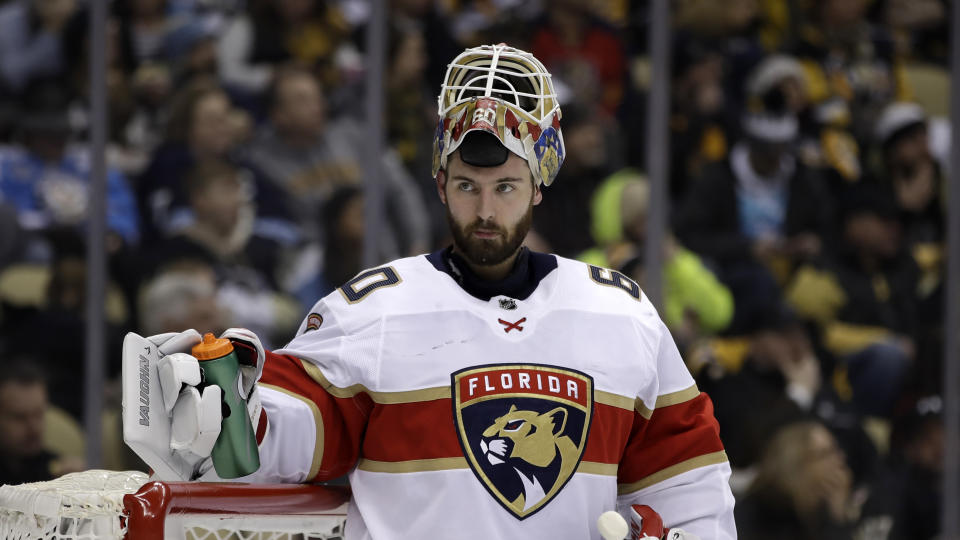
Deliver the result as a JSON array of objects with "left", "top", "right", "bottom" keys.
[{"left": 248, "top": 249, "right": 736, "bottom": 539}]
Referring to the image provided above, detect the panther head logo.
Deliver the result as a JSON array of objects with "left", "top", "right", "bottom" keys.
[
  {"left": 479, "top": 405, "right": 580, "bottom": 513},
  {"left": 452, "top": 364, "right": 593, "bottom": 519}
]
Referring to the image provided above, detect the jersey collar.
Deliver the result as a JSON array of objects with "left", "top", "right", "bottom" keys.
[{"left": 425, "top": 246, "right": 558, "bottom": 301}]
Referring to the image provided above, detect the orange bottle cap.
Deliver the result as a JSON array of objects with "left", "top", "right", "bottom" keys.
[{"left": 191, "top": 333, "right": 234, "bottom": 361}]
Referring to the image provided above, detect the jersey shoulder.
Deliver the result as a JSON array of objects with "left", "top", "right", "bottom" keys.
[
  {"left": 553, "top": 255, "right": 658, "bottom": 319},
  {"left": 312, "top": 255, "right": 453, "bottom": 328}
]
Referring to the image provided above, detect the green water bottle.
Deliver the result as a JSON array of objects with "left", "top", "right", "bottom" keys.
[{"left": 192, "top": 333, "right": 260, "bottom": 478}]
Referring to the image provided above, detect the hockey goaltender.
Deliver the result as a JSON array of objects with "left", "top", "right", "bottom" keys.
[{"left": 122, "top": 44, "right": 736, "bottom": 540}]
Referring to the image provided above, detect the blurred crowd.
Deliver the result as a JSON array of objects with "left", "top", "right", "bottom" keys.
[{"left": 0, "top": 0, "right": 950, "bottom": 538}]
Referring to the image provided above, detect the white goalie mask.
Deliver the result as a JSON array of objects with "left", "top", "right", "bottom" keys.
[{"left": 432, "top": 44, "right": 565, "bottom": 187}]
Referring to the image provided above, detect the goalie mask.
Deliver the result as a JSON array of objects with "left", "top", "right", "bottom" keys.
[{"left": 432, "top": 44, "right": 565, "bottom": 187}]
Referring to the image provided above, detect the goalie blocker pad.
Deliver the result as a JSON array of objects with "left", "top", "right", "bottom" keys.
[{"left": 122, "top": 332, "right": 198, "bottom": 480}]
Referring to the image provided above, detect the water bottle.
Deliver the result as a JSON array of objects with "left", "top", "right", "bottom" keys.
[{"left": 191, "top": 333, "right": 260, "bottom": 478}]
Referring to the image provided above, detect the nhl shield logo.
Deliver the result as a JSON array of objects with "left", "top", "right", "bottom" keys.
[{"left": 451, "top": 364, "right": 593, "bottom": 519}]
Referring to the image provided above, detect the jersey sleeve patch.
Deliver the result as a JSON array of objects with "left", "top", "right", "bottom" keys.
[{"left": 305, "top": 313, "right": 324, "bottom": 332}]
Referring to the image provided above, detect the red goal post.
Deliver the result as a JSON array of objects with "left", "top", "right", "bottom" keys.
[{"left": 0, "top": 470, "right": 349, "bottom": 540}]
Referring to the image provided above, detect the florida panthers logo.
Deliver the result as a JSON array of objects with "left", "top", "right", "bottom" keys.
[{"left": 452, "top": 364, "right": 593, "bottom": 519}]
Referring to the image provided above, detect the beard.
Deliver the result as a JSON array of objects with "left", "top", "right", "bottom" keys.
[{"left": 447, "top": 204, "right": 533, "bottom": 267}]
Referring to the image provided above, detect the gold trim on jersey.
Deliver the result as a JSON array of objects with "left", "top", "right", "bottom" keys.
[
  {"left": 635, "top": 399, "right": 654, "bottom": 420},
  {"left": 300, "top": 361, "right": 451, "bottom": 403},
  {"left": 616, "top": 450, "right": 728, "bottom": 495},
  {"left": 260, "top": 383, "right": 324, "bottom": 480},
  {"left": 358, "top": 457, "right": 468, "bottom": 473},
  {"left": 594, "top": 390, "right": 636, "bottom": 411},
  {"left": 655, "top": 384, "right": 700, "bottom": 407},
  {"left": 356, "top": 458, "right": 619, "bottom": 476},
  {"left": 300, "top": 360, "right": 698, "bottom": 414},
  {"left": 633, "top": 384, "right": 700, "bottom": 420},
  {"left": 577, "top": 461, "right": 618, "bottom": 476}
]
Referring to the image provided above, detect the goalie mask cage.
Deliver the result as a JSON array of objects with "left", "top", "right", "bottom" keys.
[{"left": 0, "top": 470, "right": 349, "bottom": 540}]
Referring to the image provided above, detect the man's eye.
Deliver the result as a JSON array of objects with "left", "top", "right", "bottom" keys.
[
  {"left": 458, "top": 182, "right": 475, "bottom": 191},
  {"left": 497, "top": 184, "right": 515, "bottom": 193}
]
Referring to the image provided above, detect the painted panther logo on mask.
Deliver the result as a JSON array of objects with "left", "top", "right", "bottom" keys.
[{"left": 451, "top": 364, "right": 593, "bottom": 519}]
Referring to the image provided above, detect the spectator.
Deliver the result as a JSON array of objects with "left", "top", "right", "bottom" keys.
[
  {"left": 786, "top": 182, "right": 917, "bottom": 418},
  {"left": 137, "top": 77, "right": 289, "bottom": 243},
  {"left": 390, "top": 0, "right": 462, "bottom": 89},
  {"left": 386, "top": 22, "right": 435, "bottom": 184},
  {"left": 668, "top": 0, "right": 768, "bottom": 108},
  {"left": 873, "top": 102, "right": 947, "bottom": 391},
  {"left": 735, "top": 420, "right": 859, "bottom": 539},
  {"left": 746, "top": 54, "right": 864, "bottom": 187},
  {"left": 858, "top": 395, "right": 943, "bottom": 539},
  {"left": 245, "top": 64, "right": 430, "bottom": 257},
  {"left": 533, "top": 103, "right": 621, "bottom": 257},
  {"left": 0, "top": 83, "right": 140, "bottom": 251},
  {"left": 157, "top": 160, "right": 300, "bottom": 346},
  {"left": 669, "top": 35, "right": 731, "bottom": 201},
  {"left": 697, "top": 303, "right": 820, "bottom": 469},
  {"left": 675, "top": 104, "right": 832, "bottom": 281},
  {"left": 162, "top": 160, "right": 265, "bottom": 270},
  {"left": 579, "top": 169, "right": 734, "bottom": 345},
  {"left": 882, "top": 0, "right": 948, "bottom": 64},
  {"left": 138, "top": 260, "right": 226, "bottom": 336},
  {"left": 873, "top": 102, "right": 946, "bottom": 248},
  {"left": 792, "top": 0, "right": 910, "bottom": 144},
  {"left": 216, "top": 0, "right": 352, "bottom": 100},
  {"left": 674, "top": 93, "right": 833, "bottom": 332},
  {"left": 1, "top": 229, "right": 127, "bottom": 420},
  {"left": 112, "top": 0, "right": 215, "bottom": 166},
  {"left": 673, "top": 0, "right": 763, "bottom": 42},
  {"left": 0, "top": 359, "right": 85, "bottom": 485},
  {"left": 317, "top": 185, "right": 364, "bottom": 295},
  {"left": 162, "top": 18, "right": 220, "bottom": 85},
  {"left": 0, "top": 0, "right": 76, "bottom": 94},
  {"left": 529, "top": 0, "right": 625, "bottom": 116},
  {"left": 114, "top": 0, "right": 191, "bottom": 68},
  {"left": 59, "top": 10, "right": 148, "bottom": 175},
  {"left": 448, "top": 0, "right": 542, "bottom": 49}
]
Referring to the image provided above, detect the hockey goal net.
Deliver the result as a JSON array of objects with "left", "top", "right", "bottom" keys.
[{"left": 0, "top": 470, "right": 349, "bottom": 540}]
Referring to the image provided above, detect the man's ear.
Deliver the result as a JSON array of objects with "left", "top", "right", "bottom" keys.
[
  {"left": 532, "top": 183, "right": 543, "bottom": 206},
  {"left": 436, "top": 170, "right": 448, "bottom": 205}
]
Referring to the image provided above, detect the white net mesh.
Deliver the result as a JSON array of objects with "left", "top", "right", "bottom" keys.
[
  {"left": 173, "top": 515, "right": 345, "bottom": 540},
  {"left": 0, "top": 470, "right": 347, "bottom": 540},
  {"left": 0, "top": 470, "right": 147, "bottom": 540}
]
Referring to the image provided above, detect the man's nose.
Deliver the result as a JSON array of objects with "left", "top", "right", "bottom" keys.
[{"left": 476, "top": 189, "right": 496, "bottom": 221}]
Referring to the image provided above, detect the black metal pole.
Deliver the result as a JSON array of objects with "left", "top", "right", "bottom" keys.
[
  {"left": 84, "top": 0, "right": 108, "bottom": 468},
  {"left": 362, "top": 0, "right": 387, "bottom": 268},
  {"left": 943, "top": 0, "right": 960, "bottom": 534},
  {"left": 644, "top": 0, "right": 671, "bottom": 310}
]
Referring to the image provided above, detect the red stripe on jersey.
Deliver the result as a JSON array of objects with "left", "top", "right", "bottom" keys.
[
  {"left": 582, "top": 402, "right": 635, "bottom": 464},
  {"left": 260, "top": 351, "right": 683, "bottom": 474},
  {"left": 364, "top": 400, "right": 462, "bottom": 460},
  {"left": 362, "top": 400, "right": 633, "bottom": 464},
  {"left": 617, "top": 392, "right": 724, "bottom": 485},
  {"left": 261, "top": 352, "right": 374, "bottom": 480}
]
